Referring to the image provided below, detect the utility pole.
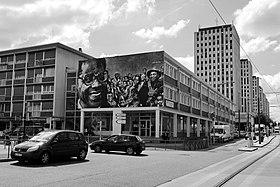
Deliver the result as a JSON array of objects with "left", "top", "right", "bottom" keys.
[{"left": 238, "top": 91, "right": 241, "bottom": 137}]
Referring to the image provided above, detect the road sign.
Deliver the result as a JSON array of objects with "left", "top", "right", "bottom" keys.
[
  {"left": 116, "top": 119, "right": 126, "bottom": 124},
  {"left": 116, "top": 113, "right": 126, "bottom": 117}
]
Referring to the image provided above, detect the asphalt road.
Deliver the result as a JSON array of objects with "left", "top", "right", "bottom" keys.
[
  {"left": 224, "top": 137, "right": 280, "bottom": 187},
  {"left": 0, "top": 139, "right": 248, "bottom": 187}
]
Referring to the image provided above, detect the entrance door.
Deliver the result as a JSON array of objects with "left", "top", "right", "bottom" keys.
[{"left": 140, "top": 120, "right": 151, "bottom": 137}]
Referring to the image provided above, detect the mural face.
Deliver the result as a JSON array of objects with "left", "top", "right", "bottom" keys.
[{"left": 78, "top": 53, "right": 164, "bottom": 108}]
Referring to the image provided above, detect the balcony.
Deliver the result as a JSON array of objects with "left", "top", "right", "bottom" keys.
[
  {"left": 0, "top": 65, "right": 7, "bottom": 71},
  {"left": 33, "top": 94, "right": 41, "bottom": 100},
  {"left": 34, "top": 77, "right": 42, "bottom": 83},
  {"left": 0, "top": 80, "right": 6, "bottom": 86},
  {"left": 0, "top": 95, "right": 5, "bottom": 101}
]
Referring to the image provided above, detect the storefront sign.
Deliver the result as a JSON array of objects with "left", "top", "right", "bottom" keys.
[{"left": 165, "top": 100, "right": 174, "bottom": 108}]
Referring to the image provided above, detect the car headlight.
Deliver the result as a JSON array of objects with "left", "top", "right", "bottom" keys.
[
  {"left": 12, "top": 146, "right": 17, "bottom": 152},
  {"left": 27, "top": 145, "right": 39, "bottom": 152}
]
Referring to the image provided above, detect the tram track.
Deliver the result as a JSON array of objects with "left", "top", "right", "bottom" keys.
[{"left": 214, "top": 136, "right": 280, "bottom": 187}]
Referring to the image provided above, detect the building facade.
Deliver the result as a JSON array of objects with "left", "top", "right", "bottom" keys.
[
  {"left": 194, "top": 24, "right": 241, "bottom": 105},
  {"left": 66, "top": 51, "right": 235, "bottom": 139},
  {"left": 239, "top": 59, "right": 254, "bottom": 130},
  {"left": 252, "top": 76, "right": 260, "bottom": 116},
  {"left": 194, "top": 24, "right": 241, "bottom": 131},
  {"left": 0, "top": 43, "right": 92, "bottom": 131}
]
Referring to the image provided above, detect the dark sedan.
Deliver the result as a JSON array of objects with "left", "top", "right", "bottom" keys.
[
  {"left": 90, "top": 134, "right": 145, "bottom": 155},
  {"left": 11, "top": 130, "right": 88, "bottom": 164}
]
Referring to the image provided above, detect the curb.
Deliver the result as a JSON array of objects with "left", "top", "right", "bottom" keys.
[
  {"left": 252, "top": 136, "right": 275, "bottom": 148},
  {"left": 0, "top": 158, "right": 13, "bottom": 163}
]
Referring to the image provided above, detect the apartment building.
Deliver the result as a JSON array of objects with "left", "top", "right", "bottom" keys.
[
  {"left": 252, "top": 76, "right": 260, "bottom": 116},
  {"left": 66, "top": 51, "right": 235, "bottom": 140},
  {"left": 194, "top": 24, "right": 241, "bottom": 127},
  {"left": 0, "top": 43, "right": 92, "bottom": 131},
  {"left": 239, "top": 59, "right": 254, "bottom": 130}
]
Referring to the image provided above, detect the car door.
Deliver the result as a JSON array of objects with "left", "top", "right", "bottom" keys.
[
  {"left": 67, "top": 132, "right": 79, "bottom": 156},
  {"left": 51, "top": 132, "right": 70, "bottom": 158},
  {"left": 113, "top": 135, "right": 125, "bottom": 151}
]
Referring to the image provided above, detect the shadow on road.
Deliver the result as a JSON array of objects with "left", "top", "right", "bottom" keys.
[
  {"left": 10, "top": 158, "right": 89, "bottom": 167},
  {"left": 90, "top": 151, "right": 148, "bottom": 157}
]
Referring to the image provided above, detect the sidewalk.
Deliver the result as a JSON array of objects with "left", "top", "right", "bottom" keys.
[
  {"left": 238, "top": 135, "right": 275, "bottom": 151},
  {"left": 159, "top": 135, "right": 279, "bottom": 187},
  {"left": 0, "top": 143, "right": 13, "bottom": 162}
]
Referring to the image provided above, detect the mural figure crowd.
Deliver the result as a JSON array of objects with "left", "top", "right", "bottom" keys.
[{"left": 78, "top": 58, "right": 163, "bottom": 108}]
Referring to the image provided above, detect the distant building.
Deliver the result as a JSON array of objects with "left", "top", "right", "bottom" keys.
[
  {"left": 239, "top": 59, "right": 254, "bottom": 130},
  {"left": 252, "top": 76, "right": 260, "bottom": 116},
  {"left": 0, "top": 43, "right": 92, "bottom": 131}
]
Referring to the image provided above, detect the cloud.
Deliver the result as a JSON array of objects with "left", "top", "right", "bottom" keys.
[
  {"left": 174, "top": 55, "right": 194, "bottom": 72},
  {"left": 274, "top": 44, "right": 280, "bottom": 52},
  {"left": 234, "top": 0, "right": 280, "bottom": 53},
  {"left": 133, "top": 19, "right": 190, "bottom": 42},
  {"left": 0, "top": 0, "right": 155, "bottom": 50},
  {"left": 234, "top": 0, "right": 280, "bottom": 38},
  {"left": 241, "top": 37, "right": 277, "bottom": 56},
  {"left": 126, "top": 0, "right": 155, "bottom": 15}
]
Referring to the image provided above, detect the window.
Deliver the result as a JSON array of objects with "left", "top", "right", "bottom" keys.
[
  {"left": 44, "top": 49, "right": 56, "bottom": 59},
  {"left": 44, "top": 67, "right": 55, "bottom": 77},
  {"left": 35, "top": 51, "right": 43, "bottom": 60},
  {"left": 13, "top": 102, "right": 23, "bottom": 113},
  {"left": 42, "top": 101, "right": 53, "bottom": 110},
  {"left": 16, "top": 53, "right": 26, "bottom": 63},
  {"left": 15, "top": 70, "right": 25, "bottom": 79},
  {"left": 14, "top": 86, "right": 24, "bottom": 96},
  {"left": 43, "top": 85, "right": 54, "bottom": 93}
]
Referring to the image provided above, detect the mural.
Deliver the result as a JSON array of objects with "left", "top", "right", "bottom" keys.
[{"left": 77, "top": 53, "right": 164, "bottom": 108}]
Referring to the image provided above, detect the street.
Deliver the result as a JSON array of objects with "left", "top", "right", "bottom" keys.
[{"left": 0, "top": 139, "right": 248, "bottom": 187}]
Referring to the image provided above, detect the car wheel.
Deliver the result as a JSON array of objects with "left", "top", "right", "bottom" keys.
[
  {"left": 77, "top": 149, "right": 87, "bottom": 160},
  {"left": 40, "top": 152, "right": 50, "bottom": 165},
  {"left": 135, "top": 150, "right": 142, "bottom": 155},
  {"left": 94, "top": 145, "right": 102, "bottom": 153},
  {"left": 126, "top": 147, "right": 134, "bottom": 155}
]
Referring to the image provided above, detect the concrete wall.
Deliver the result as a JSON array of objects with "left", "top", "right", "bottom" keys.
[{"left": 53, "top": 48, "right": 88, "bottom": 118}]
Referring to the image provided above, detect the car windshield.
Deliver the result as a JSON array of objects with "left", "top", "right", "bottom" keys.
[
  {"left": 29, "top": 131, "right": 57, "bottom": 142},
  {"left": 106, "top": 135, "right": 117, "bottom": 141},
  {"left": 136, "top": 136, "right": 142, "bottom": 142}
]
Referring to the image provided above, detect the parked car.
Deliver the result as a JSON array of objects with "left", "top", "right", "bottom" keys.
[
  {"left": 11, "top": 130, "right": 88, "bottom": 164},
  {"left": 90, "top": 134, "right": 145, "bottom": 155}
]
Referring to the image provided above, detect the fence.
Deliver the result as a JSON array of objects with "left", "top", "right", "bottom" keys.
[{"left": 0, "top": 138, "right": 18, "bottom": 161}]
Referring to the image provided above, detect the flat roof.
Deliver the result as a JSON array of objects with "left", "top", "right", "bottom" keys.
[
  {"left": 0, "top": 42, "right": 94, "bottom": 59},
  {"left": 198, "top": 24, "right": 233, "bottom": 32}
]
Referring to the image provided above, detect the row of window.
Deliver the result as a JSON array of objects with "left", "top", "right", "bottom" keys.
[
  {"left": 0, "top": 49, "right": 55, "bottom": 64},
  {"left": 164, "top": 86, "right": 177, "bottom": 101},
  {"left": 164, "top": 62, "right": 177, "bottom": 79},
  {"left": 0, "top": 84, "right": 55, "bottom": 96},
  {"left": 0, "top": 67, "right": 55, "bottom": 80},
  {"left": 198, "top": 26, "right": 233, "bottom": 34}
]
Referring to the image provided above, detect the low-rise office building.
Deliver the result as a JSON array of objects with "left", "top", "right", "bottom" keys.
[{"left": 66, "top": 51, "right": 235, "bottom": 140}]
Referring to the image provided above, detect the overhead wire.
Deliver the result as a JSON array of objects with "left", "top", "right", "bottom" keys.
[{"left": 208, "top": 0, "right": 280, "bottom": 107}]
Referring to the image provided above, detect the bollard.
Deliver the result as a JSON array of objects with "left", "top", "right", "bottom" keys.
[{"left": 7, "top": 144, "right": 10, "bottom": 158}]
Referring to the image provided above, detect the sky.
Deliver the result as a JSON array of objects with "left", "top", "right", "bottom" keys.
[{"left": 0, "top": 0, "right": 279, "bottom": 121}]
